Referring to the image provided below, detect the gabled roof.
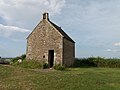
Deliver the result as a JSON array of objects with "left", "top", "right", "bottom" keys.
[
  {"left": 27, "top": 12, "right": 75, "bottom": 43},
  {"left": 49, "top": 21, "right": 75, "bottom": 43}
]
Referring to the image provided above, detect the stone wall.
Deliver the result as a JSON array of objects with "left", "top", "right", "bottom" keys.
[
  {"left": 26, "top": 20, "right": 63, "bottom": 65},
  {"left": 63, "top": 38, "right": 75, "bottom": 67}
]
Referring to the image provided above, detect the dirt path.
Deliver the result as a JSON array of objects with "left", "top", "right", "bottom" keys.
[
  {"left": 32, "top": 68, "right": 56, "bottom": 72},
  {"left": 0, "top": 64, "right": 13, "bottom": 67}
]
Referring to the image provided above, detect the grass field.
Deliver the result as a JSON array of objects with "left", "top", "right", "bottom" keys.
[{"left": 0, "top": 65, "right": 120, "bottom": 90}]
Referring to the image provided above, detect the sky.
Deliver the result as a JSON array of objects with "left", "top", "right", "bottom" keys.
[{"left": 0, "top": 0, "right": 120, "bottom": 58}]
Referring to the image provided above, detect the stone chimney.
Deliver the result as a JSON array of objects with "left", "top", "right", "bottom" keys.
[{"left": 43, "top": 12, "right": 49, "bottom": 20}]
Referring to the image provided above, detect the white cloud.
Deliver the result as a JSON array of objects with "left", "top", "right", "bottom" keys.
[
  {"left": 113, "top": 42, "right": 120, "bottom": 46},
  {"left": 64, "top": 0, "right": 120, "bottom": 51},
  {"left": 0, "top": 0, "right": 65, "bottom": 27},
  {"left": 105, "top": 49, "right": 120, "bottom": 52},
  {"left": 106, "top": 49, "right": 112, "bottom": 52},
  {"left": 0, "top": 0, "right": 65, "bottom": 38},
  {"left": 0, "top": 24, "right": 30, "bottom": 37},
  {"left": 0, "top": 0, "right": 66, "bottom": 57},
  {"left": 48, "top": 0, "right": 65, "bottom": 14}
]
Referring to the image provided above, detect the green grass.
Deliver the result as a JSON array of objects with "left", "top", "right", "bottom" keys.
[
  {"left": 0, "top": 65, "right": 120, "bottom": 90},
  {"left": 14, "top": 60, "right": 43, "bottom": 69}
]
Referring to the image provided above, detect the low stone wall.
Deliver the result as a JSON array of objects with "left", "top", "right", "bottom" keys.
[{"left": 0, "top": 58, "right": 11, "bottom": 64}]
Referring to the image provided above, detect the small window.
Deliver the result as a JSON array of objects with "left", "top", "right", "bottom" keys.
[{"left": 43, "top": 55, "right": 45, "bottom": 58}]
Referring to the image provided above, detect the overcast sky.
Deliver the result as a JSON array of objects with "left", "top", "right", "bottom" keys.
[{"left": 0, "top": 0, "right": 120, "bottom": 58}]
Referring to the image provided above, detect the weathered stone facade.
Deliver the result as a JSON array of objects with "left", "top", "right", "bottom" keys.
[
  {"left": 63, "top": 38, "right": 75, "bottom": 66},
  {"left": 26, "top": 12, "right": 75, "bottom": 67}
]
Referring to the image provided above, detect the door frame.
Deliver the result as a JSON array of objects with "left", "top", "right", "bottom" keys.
[{"left": 48, "top": 50, "right": 54, "bottom": 67}]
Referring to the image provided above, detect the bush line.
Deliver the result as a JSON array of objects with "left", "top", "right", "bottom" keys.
[{"left": 73, "top": 57, "right": 120, "bottom": 68}]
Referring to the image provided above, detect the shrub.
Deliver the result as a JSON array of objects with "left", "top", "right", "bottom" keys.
[
  {"left": 15, "top": 60, "right": 43, "bottom": 69},
  {"left": 43, "top": 63, "right": 49, "bottom": 69},
  {"left": 53, "top": 64, "right": 65, "bottom": 70},
  {"left": 11, "top": 57, "right": 21, "bottom": 63},
  {"left": 13, "top": 59, "right": 49, "bottom": 69},
  {"left": 73, "top": 57, "right": 120, "bottom": 68},
  {"left": 73, "top": 58, "right": 97, "bottom": 67},
  {"left": 11, "top": 54, "right": 26, "bottom": 63},
  {"left": 20, "top": 54, "right": 26, "bottom": 60}
]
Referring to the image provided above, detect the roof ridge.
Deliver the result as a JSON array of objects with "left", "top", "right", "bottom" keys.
[{"left": 49, "top": 21, "right": 75, "bottom": 43}]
